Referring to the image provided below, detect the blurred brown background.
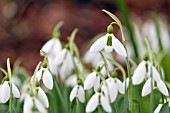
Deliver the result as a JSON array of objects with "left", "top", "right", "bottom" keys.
[{"left": 0, "top": 0, "right": 170, "bottom": 74}]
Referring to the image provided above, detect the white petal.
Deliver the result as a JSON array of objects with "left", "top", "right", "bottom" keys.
[
  {"left": 132, "top": 61, "right": 146, "bottom": 85},
  {"left": 115, "top": 78, "right": 125, "bottom": 94},
  {"left": 35, "top": 68, "right": 43, "bottom": 81},
  {"left": 154, "top": 104, "right": 163, "bottom": 113},
  {"left": 70, "top": 85, "right": 78, "bottom": 102},
  {"left": 152, "top": 66, "right": 161, "bottom": 82},
  {"left": 51, "top": 38, "right": 62, "bottom": 56},
  {"left": 104, "top": 45, "right": 114, "bottom": 53},
  {"left": 142, "top": 78, "right": 152, "bottom": 97},
  {"left": 0, "top": 85, "right": 2, "bottom": 103},
  {"left": 102, "top": 84, "right": 109, "bottom": 101},
  {"left": 157, "top": 80, "right": 169, "bottom": 96},
  {"left": 54, "top": 49, "right": 67, "bottom": 66},
  {"left": 90, "top": 36, "right": 107, "bottom": 52},
  {"left": 38, "top": 87, "right": 49, "bottom": 108},
  {"left": 65, "top": 75, "right": 77, "bottom": 87},
  {"left": 41, "top": 38, "right": 54, "bottom": 55},
  {"left": 94, "top": 76, "right": 100, "bottom": 92},
  {"left": 108, "top": 81, "right": 118, "bottom": 103},
  {"left": 23, "top": 95, "right": 33, "bottom": 113},
  {"left": 77, "top": 86, "right": 85, "bottom": 103},
  {"left": 86, "top": 93, "right": 99, "bottom": 112},
  {"left": 12, "top": 83, "right": 20, "bottom": 98},
  {"left": 101, "top": 94, "right": 112, "bottom": 113},
  {"left": 43, "top": 69, "right": 53, "bottom": 90},
  {"left": 34, "top": 98, "right": 47, "bottom": 113},
  {"left": 1, "top": 81, "right": 10, "bottom": 103},
  {"left": 84, "top": 72, "right": 97, "bottom": 90},
  {"left": 112, "top": 35, "right": 127, "bottom": 57}
]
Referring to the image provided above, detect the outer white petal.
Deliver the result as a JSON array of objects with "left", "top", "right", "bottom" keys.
[
  {"left": 23, "top": 95, "right": 33, "bottom": 113},
  {"left": 86, "top": 93, "right": 99, "bottom": 112},
  {"left": 101, "top": 94, "right": 112, "bottom": 113},
  {"left": 102, "top": 84, "right": 109, "bottom": 101},
  {"left": 1, "top": 81, "right": 10, "bottom": 103},
  {"left": 112, "top": 35, "right": 127, "bottom": 57},
  {"left": 35, "top": 68, "right": 43, "bottom": 81},
  {"left": 157, "top": 80, "right": 169, "bottom": 96},
  {"left": 0, "top": 85, "right": 2, "bottom": 103},
  {"left": 104, "top": 45, "right": 114, "bottom": 53},
  {"left": 77, "top": 86, "right": 85, "bottom": 103},
  {"left": 115, "top": 78, "right": 125, "bottom": 94},
  {"left": 38, "top": 87, "right": 49, "bottom": 108},
  {"left": 54, "top": 49, "right": 67, "bottom": 66},
  {"left": 108, "top": 81, "right": 118, "bottom": 103},
  {"left": 94, "top": 76, "right": 100, "bottom": 92},
  {"left": 43, "top": 69, "right": 53, "bottom": 90},
  {"left": 70, "top": 85, "right": 78, "bottom": 102},
  {"left": 142, "top": 78, "right": 152, "bottom": 97},
  {"left": 41, "top": 38, "right": 54, "bottom": 55},
  {"left": 12, "top": 83, "right": 20, "bottom": 98},
  {"left": 51, "top": 38, "right": 62, "bottom": 56},
  {"left": 84, "top": 72, "right": 97, "bottom": 90},
  {"left": 65, "top": 75, "right": 77, "bottom": 87},
  {"left": 132, "top": 61, "right": 146, "bottom": 85},
  {"left": 90, "top": 36, "right": 107, "bottom": 52},
  {"left": 152, "top": 66, "right": 161, "bottom": 82},
  {"left": 34, "top": 98, "right": 47, "bottom": 113},
  {"left": 65, "top": 51, "right": 74, "bottom": 71},
  {"left": 154, "top": 104, "right": 163, "bottom": 113}
]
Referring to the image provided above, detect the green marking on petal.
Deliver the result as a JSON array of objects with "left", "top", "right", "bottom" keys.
[{"left": 107, "top": 36, "right": 112, "bottom": 46}]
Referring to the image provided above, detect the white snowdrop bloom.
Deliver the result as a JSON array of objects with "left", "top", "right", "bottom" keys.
[
  {"left": 11, "top": 76, "right": 21, "bottom": 87},
  {"left": 38, "top": 87, "right": 49, "bottom": 108},
  {"left": 86, "top": 92, "right": 112, "bottom": 113},
  {"left": 65, "top": 74, "right": 77, "bottom": 87},
  {"left": 154, "top": 104, "right": 163, "bottom": 113},
  {"left": 84, "top": 72, "right": 100, "bottom": 91},
  {"left": 41, "top": 38, "right": 62, "bottom": 57},
  {"left": 20, "top": 83, "right": 30, "bottom": 101},
  {"left": 0, "top": 85, "right": 2, "bottom": 103},
  {"left": 132, "top": 61, "right": 162, "bottom": 85},
  {"left": 84, "top": 52, "right": 114, "bottom": 77},
  {"left": 142, "top": 78, "right": 169, "bottom": 97},
  {"left": 0, "top": 81, "right": 20, "bottom": 103},
  {"left": 23, "top": 94, "right": 47, "bottom": 113},
  {"left": 35, "top": 68, "right": 53, "bottom": 90},
  {"left": 70, "top": 85, "right": 85, "bottom": 103},
  {"left": 102, "top": 77, "right": 124, "bottom": 103},
  {"left": 90, "top": 33, "right": 127, "bottom": 57}
]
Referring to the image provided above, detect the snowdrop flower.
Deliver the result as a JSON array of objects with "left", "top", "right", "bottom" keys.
[
  {"left": 90, "top": 25, "right": 127, "bottom": 57},
  {"left": 132, "top": 60, "right": 161, "bottom": 85},
  {"left": 102, "top": 77, "right": 124, "bottom": 103},
  {"left": 41, "top": 38, "right": 62, "bottom": 57},
  {"left": 86, "top": 91, "right": 112, "bottom": 113},
  {"left": 70, "top": 84, "right": 85, "bottom": 103},
  {"left": 84, "top": 71, "right": 100, "bottom": 92},
  {"left": 35, "top": 68, "right": 53, "bottom": 90},
  {"left": 23, "top": 94, "right": 48, "bottom": 113},
  {"left": 83, "top": 51, "right": 114, "bottom": 76},
  {"left": 65, "top": 74, "right": 77, "bottom": 87},
  {"left": 133, "top": 60, "right": 168, "bottom": 96},
  {"left": 0, "top": 81, "right": 20, "bottom": 103}
]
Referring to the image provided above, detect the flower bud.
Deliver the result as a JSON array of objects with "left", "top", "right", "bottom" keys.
[
  {"left": 107, "top": 25, "right": 113, "bottom": 34},
  {"left": 111, "top": 71, "right": 117, "bottom": 78}
]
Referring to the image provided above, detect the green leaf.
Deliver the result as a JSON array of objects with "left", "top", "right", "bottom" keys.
[{"left": 160, "top": 102, "right": 170, "bottom": 113}]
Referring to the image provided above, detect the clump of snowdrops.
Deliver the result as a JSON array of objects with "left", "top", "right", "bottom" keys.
[{"left": 0, "top": 10, "right": 170, "bottom": 113}]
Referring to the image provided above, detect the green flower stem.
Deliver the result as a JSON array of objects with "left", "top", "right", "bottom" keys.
[
  {"left": 7, "top": 58, "right": 12, "bottom": 113},
  {"left": 99, "top": 51, "right": 111, "bottom": 77}
]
